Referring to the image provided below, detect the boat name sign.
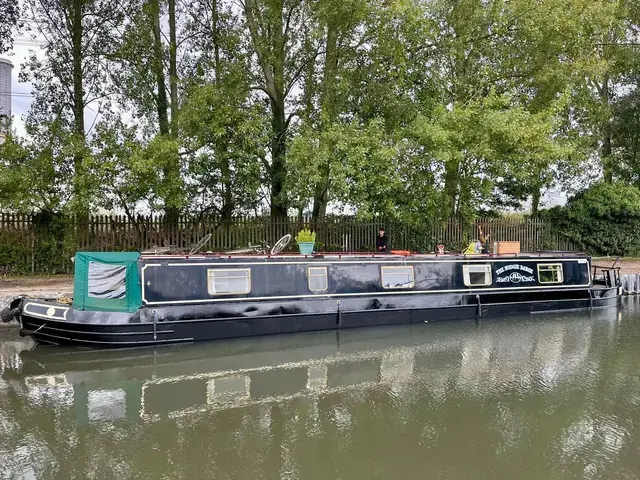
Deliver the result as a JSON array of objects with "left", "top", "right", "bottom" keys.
[{"left": 495, "top": 264, "right": 535, "bottom": 284}]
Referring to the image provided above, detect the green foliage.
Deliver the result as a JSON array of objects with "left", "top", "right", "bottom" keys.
[
  {"left": 295, "top": 228, "right": 316, "bottom": 243},
  {"left": 180, "top": 80, "right": 267, "bottom": 217},
  {"left": 0, "top": 135, "right": 61, "bottom": 212},
  {"left": 288, "top": 119, "right": 403, "bottom": 218},
  {"left": 0, "top": 212, "right": 75, "bottom": 275},
  {"left": 0, "top": 0, "right": 18, "bottom": 53},
  {"left": 550, "top": 182, "right": 640, "bottom": 256},
  {"left": 5, "top": 0, "right": 640, "bottom": 256},
  {"left": 612, "top": 88, "right": 640, "bottom": 184}
]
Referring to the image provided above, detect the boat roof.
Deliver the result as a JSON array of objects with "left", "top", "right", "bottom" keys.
[{"left": 139, "top": 251, "right": 589, "bottom": 261}]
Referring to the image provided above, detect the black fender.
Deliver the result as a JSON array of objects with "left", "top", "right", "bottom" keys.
[
  {"left": 18, "top": 327, "right": 32, "bottom": 337},
  {"left": 9, "top": 297, "right": 23, "bottom": 310},
  {"left": 1, "top": 297, "right": 24, "bottom": 323},
  {"left": 0, "top": 307, "right": 12, "bottom": 323}
]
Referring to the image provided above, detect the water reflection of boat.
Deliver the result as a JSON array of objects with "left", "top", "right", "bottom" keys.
[{"left": 9, "top": 308, "right": 620, "bottom": 425}]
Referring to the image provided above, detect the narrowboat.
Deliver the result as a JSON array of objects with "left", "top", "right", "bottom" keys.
[{"left": 3, "top": 236, "right": 622, "bottom": 348}]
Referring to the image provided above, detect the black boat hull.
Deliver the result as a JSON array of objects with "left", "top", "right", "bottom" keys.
[{"left": 17, "top": 287, "right": 621, "bottom": 348}]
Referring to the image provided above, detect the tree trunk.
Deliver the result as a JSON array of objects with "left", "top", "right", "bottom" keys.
[
  {"left": 220, "top": 150, "right": 234, "bottom": 224},
  {"left": 312, "top": 183, "right": 328, "bottom": 220},
  {"left": 168, "top": 0, "right": 178, "bottom": 136},
  {"left": 150, "top": 0, "right": 180, "bottom": 224},
  {"left": 150, "top": 0, "right": 169, "bottom": 136},
  {"left": 244, "top": 0, "right": 288, "bottom": 219},
  {"left": 312, "top": 22, "right": 339, "bottom": 222},
  {"left": 211, "top": 0, "right": 233, "bottom": 223},
  {"left": 602, "top": 120, "right": 613, "bottom": 184},
  {"left": 443, "top": 158, "right": 459, "bottom": 217},
  {"left": 270, "top": 97, "right": 287, "bottom": 218},
  {"left": 600, "top": 76, "right": 613, "bottom": 184},
  {"left": 531, "top": 187, "right": 541, "bottom": 216},
  {"left": 212, "top": 0, "right": 220, "bottom": 83},
  {"left": 71, "top": 0, "right": 86, "bottom": 210}
]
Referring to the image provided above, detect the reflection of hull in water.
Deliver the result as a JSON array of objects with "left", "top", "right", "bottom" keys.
[{"left": 13, "top": 309, "right": 620, "bottom": 423}]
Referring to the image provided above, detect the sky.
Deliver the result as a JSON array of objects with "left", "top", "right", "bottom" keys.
[{"left": 3, "top": 39, "right": 99, "bottom": 138}]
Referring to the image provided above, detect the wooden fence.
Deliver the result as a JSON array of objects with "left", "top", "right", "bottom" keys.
[{"left": 0, "top": 213, "right": 577, "bottom": 275}]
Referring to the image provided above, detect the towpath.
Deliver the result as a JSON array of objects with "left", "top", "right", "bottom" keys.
[{"left": 1, "top": 275, "right": 73, "bottom": 310}]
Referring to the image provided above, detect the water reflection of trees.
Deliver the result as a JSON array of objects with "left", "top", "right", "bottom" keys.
[{"left": 4, "top": 305, "right": 640, "bottom": 478}]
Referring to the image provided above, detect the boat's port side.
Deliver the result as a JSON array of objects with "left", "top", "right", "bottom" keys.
[
  {"left": 11, "top": 252, "right": 622, "bottom": 348},
  {"left": 16, "top": 286, "right": 619, "bottom": 348},
  {"left": 140, "top": 257, "right": 593, "bottom": 306}
]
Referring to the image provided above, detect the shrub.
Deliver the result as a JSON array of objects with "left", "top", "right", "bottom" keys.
[{"left": 556, "top": 182, "right": 640, "bottom": 256}]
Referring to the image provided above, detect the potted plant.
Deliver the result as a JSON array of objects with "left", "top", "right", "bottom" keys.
[{"left": 295, "top": 228, "right": 316, "bottom": 255}]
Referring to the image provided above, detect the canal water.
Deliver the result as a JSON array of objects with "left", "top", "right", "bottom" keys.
[{"left": 2, "top": 300, "right": 640, "bottom": 479}]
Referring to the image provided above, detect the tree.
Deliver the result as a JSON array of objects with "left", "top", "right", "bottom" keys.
[
  {"left": 88, "top": 116, "right": 184, "bottom": 219},
  {"left": 553, "top": 182, "right": 640, "bottom": 255},
  {"left": 22, "top": 0, "right": 122, "bottom": 212},
  {"left": 584, "top": 1, "right": 637, "bottom": 183},
  {"left": 180, "top": 82, "right": 267, "bottom": 220},
  {"left": 556, "top": 0, "right": 639, "bottom": 184},
  {"left": 106, "top": 0, "right": 184, "bottom": 220},
  {"left": 306, "top": 0, "right": 372, "bottom": 220},
  {"left": 411, "top": 94, "right": 572, "bottom": 219},
  {"left": 0, "top": 0, "right": 18, "bottom": 53},
  {"left": 288, "top": 119, "right": 402, "bottom": 218},
  {"left": 611, "top": 84, "right": 640, "bottom": 185},
  {"left": 242, "top": 0, "right": 315, "bottom": 218},
  {"left": 175, "top": 0, "right": 267, "bottom": 219}
]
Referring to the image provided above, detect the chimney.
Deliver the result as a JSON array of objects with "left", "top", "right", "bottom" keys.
[{"left": 0, "top": 57, "right": 13, "bottom": 143}]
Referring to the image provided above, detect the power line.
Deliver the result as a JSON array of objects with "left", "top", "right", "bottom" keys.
[
  {"left": 12, "top": 41, "right": 45, "bottom": 47},
  {"left": 0, "top": 92, "right": 36, "bottom": 97}
]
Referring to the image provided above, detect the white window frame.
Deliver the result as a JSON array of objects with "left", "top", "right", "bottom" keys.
[
  {"left": 207, "top": 268, "right": 252, "bottom": 295},
  {"left": 463, "top": 264, "right": 492, "bottom": 287},
  {"left": 381, "top": 265, "right": 415, "bottom": 289},
  {"left": 537, "top": 263, "right": 564, "bottom": 284},
  {"left": 308, "top": 266, "right": 329, "bottom": 292}
]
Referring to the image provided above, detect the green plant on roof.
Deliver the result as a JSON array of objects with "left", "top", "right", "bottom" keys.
[{"left": 295, "top": 228, "right": 316, "bottom": 243}]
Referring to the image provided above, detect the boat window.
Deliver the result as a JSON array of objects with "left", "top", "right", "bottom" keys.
[
  {"left": 208, "top": 269, "right": 251, "bottom": 295},
  {"left": 538, "top": 263, "right": 563, "bottom": 284},
  {"left": 381, "top": 266, "right": 415, "bottom": 289},
  {"left": 463, "top": 264, "right": 492, "bottom": 287},
  {"left": 308, "top": 266, "right": 328, "bottom": 292},
  {"left": 88, "top": 261, "right": 127, "bottom": 299}
]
